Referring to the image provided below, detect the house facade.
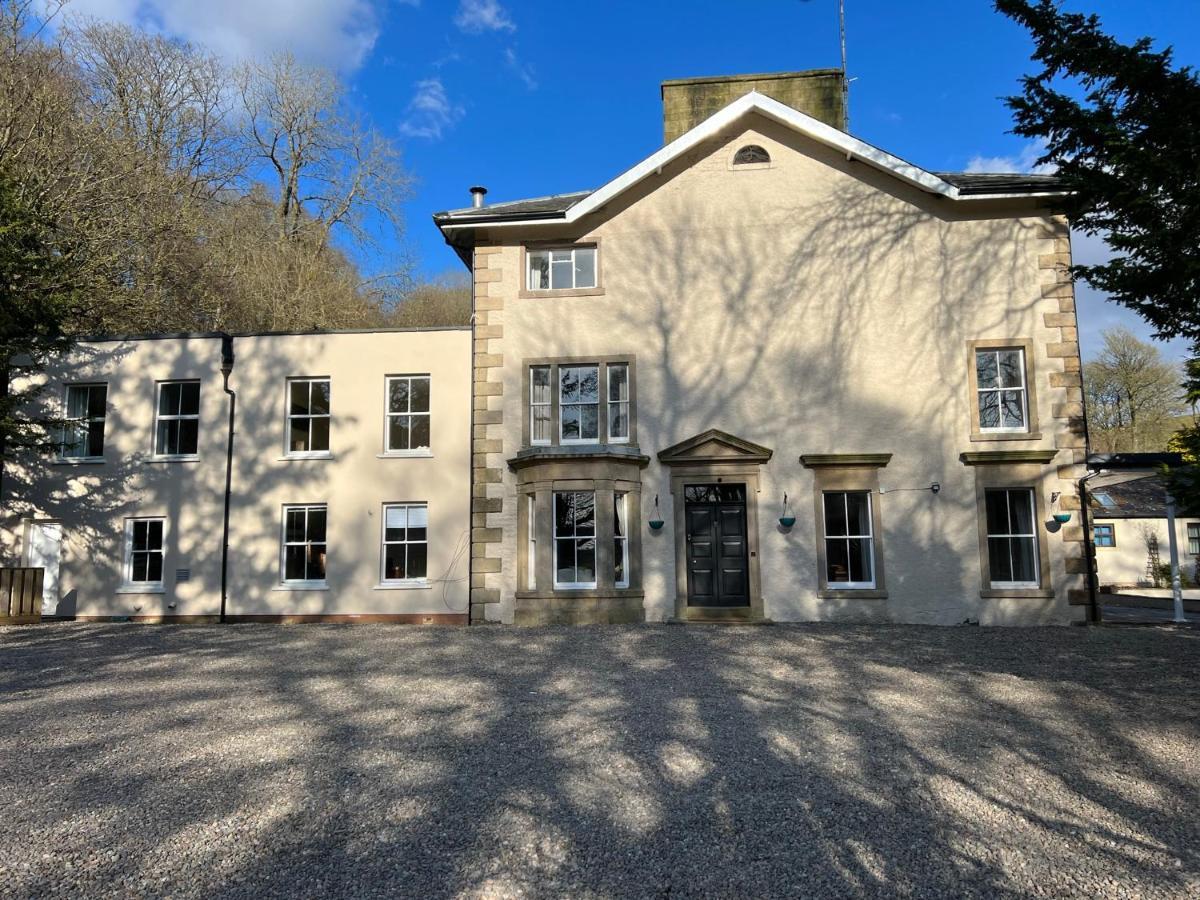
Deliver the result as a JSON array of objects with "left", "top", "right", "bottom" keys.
[
  {"left": 3, "top": 70, "right": 1095, "bottom": 626},
  {"left": 0, "top": 329, "right": 472, "bottom": 621},
  {"left": 436, "top": 71, "right": 1091, "bottom": 626}
]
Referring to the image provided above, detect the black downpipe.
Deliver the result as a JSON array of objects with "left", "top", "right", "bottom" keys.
[
  {"left": 1078, "top": 475, "right": 1100, "bottom": 624},
  {"left": 219, "top": 335, "right": 236, "bottom": 624}
]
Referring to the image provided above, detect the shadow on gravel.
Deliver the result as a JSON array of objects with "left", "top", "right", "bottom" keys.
[{"left": 1, "top": 623, "right": 1198, "bottom": 898}]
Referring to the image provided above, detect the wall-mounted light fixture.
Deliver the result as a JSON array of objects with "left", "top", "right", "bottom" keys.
[
  {"left": 779, "top": 492, "right": 796, "bottom": 528},
  {"left": 648, "top": 494, "right": 665, "bottom": 531}
]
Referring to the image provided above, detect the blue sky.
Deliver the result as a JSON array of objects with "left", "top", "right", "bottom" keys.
[{"left": 65, "top": 0, "right": 1199, "bottom": 361}]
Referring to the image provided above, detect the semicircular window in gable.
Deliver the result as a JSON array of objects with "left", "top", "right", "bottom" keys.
[{"left": 733, "top": 144, "right": 771, "bottom": 166}]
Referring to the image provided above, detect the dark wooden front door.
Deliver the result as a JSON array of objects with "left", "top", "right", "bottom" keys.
[{"left": 684, "top": 484, "right": 749, "bottom": 607}]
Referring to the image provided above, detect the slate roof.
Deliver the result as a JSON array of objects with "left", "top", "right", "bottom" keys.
[
  {"left": 433, "top": 191, "right": 591, "bottom": 224},
  {"left": 1091, "top": 474, "right": 1199, "bottom": 519},
  {"left": 934, "top": 172, "right": 1067, "bottom": 196}
]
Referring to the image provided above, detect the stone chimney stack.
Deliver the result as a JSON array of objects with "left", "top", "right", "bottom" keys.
[{"left": 660, "top": 69, "right": 846, "bottom": 144}]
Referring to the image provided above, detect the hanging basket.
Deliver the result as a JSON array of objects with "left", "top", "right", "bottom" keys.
[
  {"left": 648, "top": 519, "right": 665, "bottom": 531},
  {"left": 1053, "top": 512, "right": 1072, "bottom": 524},
  {"left": 778, "top": 515, "right": 796, "bottom": 528}
]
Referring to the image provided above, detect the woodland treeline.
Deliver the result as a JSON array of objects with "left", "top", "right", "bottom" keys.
[{"left": 0, "top": 0, "right": 467, "bottom": 336}]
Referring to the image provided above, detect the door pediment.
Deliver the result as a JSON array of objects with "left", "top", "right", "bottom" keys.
[{"left": 657, "top": 429, "right": 773, "bottom": 466}]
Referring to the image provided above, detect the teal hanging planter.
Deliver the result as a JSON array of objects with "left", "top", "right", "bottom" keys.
[
  {"left": 1053, "top": 512, "right": 1072, "bottom": 524},
  {"left": 648, "top": 494, "right": 665, "bottom": 530},
  {"left": 779, "top": 492, "right": 795, "bottom": 528}
]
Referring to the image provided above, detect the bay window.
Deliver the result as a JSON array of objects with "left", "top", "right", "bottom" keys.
[{"left": 524, "top": 358, "right": 635, "bottom": 447}]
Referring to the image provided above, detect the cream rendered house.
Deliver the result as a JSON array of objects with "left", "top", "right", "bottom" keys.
[
  {"left": 1, "top": 329, "right": 472, "bottom": 622},
  {"left": 436, "top": 71, "right": 1092, "bottom": 626}
]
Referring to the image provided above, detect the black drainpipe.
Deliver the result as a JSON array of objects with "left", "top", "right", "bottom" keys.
[{"left": 219, "top": 334, "right": 236, "bottom": 623}]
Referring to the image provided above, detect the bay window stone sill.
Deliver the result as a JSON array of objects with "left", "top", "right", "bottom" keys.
[
  {"left": 514, "top": 590, "right": 645, "bottom": 625},
  {"left": 508, "top": 444, "right": 650, "bottom": 471}
]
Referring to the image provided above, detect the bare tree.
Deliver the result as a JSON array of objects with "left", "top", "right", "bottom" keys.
[{"left": 1084, "top": 327, "right": 1185, "bottom": 452}]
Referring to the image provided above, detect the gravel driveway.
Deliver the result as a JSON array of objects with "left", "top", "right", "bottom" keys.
[{"left": 2, "top": 623, "right": 1198, "bottom": 898}]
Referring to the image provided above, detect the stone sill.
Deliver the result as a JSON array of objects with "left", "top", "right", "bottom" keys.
[{"left": 969, "top": 431, "right": 1043, "bottom": 443}]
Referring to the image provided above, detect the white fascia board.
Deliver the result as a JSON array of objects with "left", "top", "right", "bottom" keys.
[{"left": 440, "top": 92, "right": 1062, "bottom": 231}]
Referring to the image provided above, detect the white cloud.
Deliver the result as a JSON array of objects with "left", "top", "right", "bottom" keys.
[
  {"left": 398, "top": 78, "right": 463, "bottom": 140},
  {"left": 965, "top": 139, "right": 1056, "bottom": 175},
  {"left": 454, "top": 0, "right": 514, "bottom": 34},
  {"left": 59, "top": 0, "right": 387, "bottom": 71},
  {"left": 504, "top": 47, "right": 536, "bottom": 90}
]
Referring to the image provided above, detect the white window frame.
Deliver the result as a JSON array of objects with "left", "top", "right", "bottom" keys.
[
  {"left": 530, "top": 366, "right": 552, "bottom": 446},
  {"left": 553, "top": 490, "right": 597, "bottom": 590},
  {"left": 123, "top": 517, "right": 165, "bottom": 591},
  {"left": 59, "top": 383, "right": 107, "bottom": 460},
  {"left": 280, "top": 504, "right": 328, "bottom": 587},
  {"left": 285, "top": 377, "right": 331, "bottom": 458},
  {"left": 822, "top": 491, "right": 876, "bottom": 589},
  {"left": 153, "top": 380, "right": 201, "bottom": 460},
  {"left": 985, "top": 488, "right": 1040, "bottom": 589},
  {"left": 379, "top": 502, "right": 429, "bottom": 586},
  {"left": 559, "top": 364, "right": 600, "bottom": 445},
  {"left": 1188, "top": 523, "right": 1199, "bottom": 556},
  {"left": 607, "top": 363, "right": 630, "bottom": 444},
  {"left": 383, "top": 375, "right": 432, "bottom": 455},
  {"left": 614, "top": 491, "right": 630, "bottom": 589},
  {"left": 527, "top": 246, "right": 597, "bottom": 291},
  {"left": 976, "top": 348, "right": 1029, "bottom": 433},
  {"left": 526, "top": 494, "right": 537, "bottom": 590}
]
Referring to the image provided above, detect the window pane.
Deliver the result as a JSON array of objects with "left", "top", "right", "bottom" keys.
[
  {"left": 290, "top": 381, "right": 309, "bottom": 415},
  {"left": 159, "top": 383, "right": 180, "bottom": 415},
  {"left": 1010, "top": 537, "right": 1037, "bottom": 582},
  {"left": 845, "top": 493, "right": 871, "bottom": 537},
  {"left": 561, "top": 406, "right": 580, "bottom": 441},
  {"left": 133, "top": 520, "right": 148, "bottom": 550},
  {"left": 998, "top": 350, "right": 1023, "bottom": 388},
  {"left": 578, "top": 367, "right": 599, "bottom": 403},
  {"left": 285, "top": 510, "right": 306, "bottom": 543},
  {"left": 609, "top": 405, "right": 628, "bottom": 440},
  {"left": 975, "top": 352, "right": 998, "bottom": 389},
  {"left": 132, "top": 553, "right": 148, "bottom": 582},
  {"left": 148, "top": 520, "right": 163, "bottom": 549},
  {"left": 608, "top": 364, "right": 628, "bottom": 401},
  {"left": 310, "top": 415, "right": 330, "bottom": 452},
  {"left": 576, "top": 538, "right": 596, "bottom": 584},
  {"left": 560, "top": 367, "right": 580, "bottom": 403},
  {"left": 306, "top": 543, "right": 326, "bottom": 580},
  {"left": 407, "top": 543, "right": 427, "bottom": 579},
  {"left": 985, "top": 491, "right": 1008, "bottom": 536},
  {"left": 826, "top": 538, "right": 849, "bottom": 583},
  {"left": 389, "top": 378, "right": 409, "bottom": 413},
  {"left": 555, "top": 538, "right": 576, "bottom": 583},
  {"left": 87, "top": 385, "right": 107, "bottom": 418},
  {"left": 528, "top": 251, "right": 550, "bottom": 289},
  {"left": 1008, "top": 490, "right": 1034, "bottom": 534},
  {"left": 384, "top": 544, "right": 406, "bottom": 580},
  {"left": 575, "top": 248, "right": 596, "bottom": 288},
  {"left": 86, "top": 420, "right": 105, "bottom": 457},
  {"left": 410, "top": 378, "right": 430, "bottom": 413},
  {"left": 178, "top": 419, "right": 198, "bottom": 455},
  {"left": 410, "top": 415, "right": 430, "bottom": 449},
  {"left": 573, "top": 493, "right": 595, "bottom": 535},
  {"left": 310, "top": 381, "right": 330, "bottom": 415},
  {"left": 290, "top": 419, "right": 310, "bottom": 452},
  {"left": 385, "top": 506, "right": 407, "bottom": 540},
  {"left": 181, "top": 382, "right": 200, "bottom": 416},
  {"left": 979, "top": 392, "right": 1000, "bottom": 429},
  {"left": 66, "top": 386, "right": 88, "bottom": 419},
  {"left": 555, "top": 493, "right": 573, "bottom": 535},
  {"left": 579, "top": 404, "right": 599, "bottom": 441},
  {"left": 147, "top": 552, "right": 163, "bottom": 583},
  {"left": 1000, "top": 391, "right": 1025, "bottom": 429},
  {"left": 551, "top": 258, "right": 573, "bottom": 289},
  {"left": 307, "top": 508, "right": 327, "bottom": 542},
  {"left": 533, "top": 407, "right": 550, "bottom": 443},
  {"left": 156, "top": 419, "right": 175, "bottom": 455},
  {"left": 613, "top": 494, "right": 626, "bottom": 537},
  {"left": 988, "top": 537, "right": 1013, "bottom": 582},
  {"left": 848, "top": 538, "right": 873, "bottom": 583},
  {"left": 614, "top": 539, "right": 626, "bottom": 585},
  {"left": 285, "top": 545, "right": 306, "bottom": 580},
  {"left": 531, "top": 366, "right": 551, "bottom": 403},
  {"left": 389, "top": 416, "right": 411, "bottom": 451},
  {"left": 823, "top": 493, "right": 847, "bottom": 537},
  {"left": 407, "top": 504, "right": 428, "bottom": 535}
]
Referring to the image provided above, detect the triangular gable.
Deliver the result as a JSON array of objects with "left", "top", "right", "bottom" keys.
[
  {"left": 658, "top": 429, "right": 773, "bottom": 466},
  {"left": 438, "top": 92, "right": 1066, "bottom": 233}
]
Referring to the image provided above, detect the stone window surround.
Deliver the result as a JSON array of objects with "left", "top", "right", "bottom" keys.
[
  {"left": 801, "top": 454, "right": 890, "bottom": 600},
  {"left": 513, "top": 456, "right": 645, "bottom": 604},
  {"left": 521, "top": 355, "right": 638, "bottom": 449},
  {"left": 962, "top": 453, "right": 1056, "bottom": 599},
  {"left": 966, "top": 338, "right": 1042, "bottom": 443},
  {"left": 518, "top": 239, "right": 604, "bottom": 300}
]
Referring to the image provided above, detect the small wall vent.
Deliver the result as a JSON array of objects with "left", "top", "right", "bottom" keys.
[{"left": 175, "top": 568, "right": 191, "bottom": 583}]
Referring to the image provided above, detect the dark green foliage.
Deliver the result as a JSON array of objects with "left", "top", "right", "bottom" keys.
[{"left": 997, "top": 0, "right": 1200, "bottom": 342}]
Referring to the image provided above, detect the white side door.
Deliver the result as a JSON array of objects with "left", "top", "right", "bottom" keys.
[{"left": 24, "top": 521, "right": 62, "bottom": 615}]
